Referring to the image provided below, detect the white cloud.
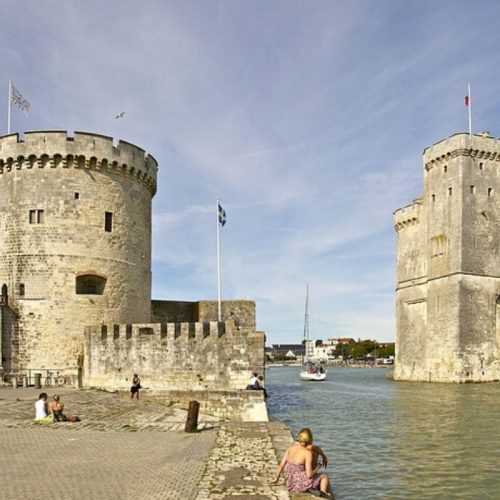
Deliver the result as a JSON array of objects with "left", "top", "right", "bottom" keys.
[{"left": 2, "top": 0, "right": 500, "bottom": 344}]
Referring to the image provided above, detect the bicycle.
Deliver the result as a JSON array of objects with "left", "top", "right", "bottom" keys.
[{"left": 44, "top": 371, "right": 66, "bottom": 387}]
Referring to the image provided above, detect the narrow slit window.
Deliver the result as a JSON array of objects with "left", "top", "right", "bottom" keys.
[
  {"left": 444, "top": 165, "right": 447, "bottom": 173},
  {"left": 19, "top": 283, "right": 25, "bottom": 296},
  {"left": 488, "top": 188, "right": 493, "bottom": 197},
  {"left": 29, "top": 209, "right": 44, "bottom": 224},
  {"left": 104, "top": 212, "right": 113, "bottom": 232},
  {"left": 479, "top": 162, "right": 484, "bottom": 170},
  {"left": 432, "top": 194, "right": 436, "bottom": 202},
  {"left": 74, "top": 192, "right": 80, "bottom": 199},
  {"left": 448, "top": 187, "right": 453, "bottom": 196},
  {"left": 470, "top": 185, "right": 475, "bottom": 194}
]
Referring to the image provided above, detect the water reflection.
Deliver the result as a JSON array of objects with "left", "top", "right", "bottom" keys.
[{"left": 266, "top": 366, "right": 500, "bottom": 499}]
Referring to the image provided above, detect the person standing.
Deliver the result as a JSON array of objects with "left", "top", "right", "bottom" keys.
[{"left": 130, "top": 374, "right": 141, "bottom": 399}]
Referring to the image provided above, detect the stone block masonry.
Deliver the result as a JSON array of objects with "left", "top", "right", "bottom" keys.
[
  {"left": 0, "top": 131, "right": 157, "bottom": 375},
  {"left": 84, "top": 319, "right": 267, "bottom": 420},
  {"left": 394, "top": 133, "right": 500, "bottom": 382}
]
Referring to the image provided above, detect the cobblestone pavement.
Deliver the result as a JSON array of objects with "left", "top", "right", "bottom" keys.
[
  {"left": 1, "top": 387, "right": 320, "bottom": 499},
  {"left": 2, "top": 426, "right": 216, "bottom": 500},
  {"left": 196, "top": 422, "right": 291, "bottom": 500},
  {"left": 1, "top": 387, "right": 218, "bottom": 500},
  {"left": 0, "top": 387, "right": 220, "bottom": 432}
]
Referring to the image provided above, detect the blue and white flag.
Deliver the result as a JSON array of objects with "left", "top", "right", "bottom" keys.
[{"left": 218, "top": 203, "right": 227, "bottom": 226}]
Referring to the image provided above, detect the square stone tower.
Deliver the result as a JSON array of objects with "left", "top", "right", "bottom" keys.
[{"left": 394, "top": 132, "right": 500, "bottom": 382}]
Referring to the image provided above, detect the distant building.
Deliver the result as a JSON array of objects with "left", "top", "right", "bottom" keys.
[{"left": 268, "top": 344, "right": 305, "bottom": 359}]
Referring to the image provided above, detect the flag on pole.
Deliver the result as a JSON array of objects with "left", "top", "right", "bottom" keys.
[
  {"left": 218, "top": 204, "right": 227, "bottom": 226},
  {"left": 465, "top": 84, "right": 472, "bottom": 139},
  {"left": 11, "top": 84, "right": 30, "bottom": 113}
]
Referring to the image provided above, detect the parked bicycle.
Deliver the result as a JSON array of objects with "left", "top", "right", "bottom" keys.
[{"left": 45, "top": 371, "right": 66, "bottom": 387}]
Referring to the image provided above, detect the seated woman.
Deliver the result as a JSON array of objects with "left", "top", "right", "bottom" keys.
[
  {"left": 34, "top": 393, "right": 53, "bottom": 423},
  {"left": 269, "top": 427, "right": 333, "bottom": 498},
  {"left": 50, "top": 394, "right": 67, "bottom": 422}
]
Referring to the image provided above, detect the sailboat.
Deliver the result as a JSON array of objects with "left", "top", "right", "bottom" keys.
[{"left": 299, "top": 284, "right": 327, "bottom": 381}]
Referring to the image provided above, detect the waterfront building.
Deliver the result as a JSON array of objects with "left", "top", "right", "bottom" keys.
[{"left": 394, "top": 132, "right": 500, "bottom": 382}]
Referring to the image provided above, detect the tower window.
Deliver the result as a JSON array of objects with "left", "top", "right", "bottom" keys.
[
  {"left": 74, "top": 192, "right": 80, "bottom": 199},
  {"left": 76, "top": 274, "right": 107, "bottom": 295},
  {"left": 479, "top": 162, "right": 484, "bottom": 170},
  {"left": 432, "top": 194, "right": 436, "bottom": 202},
  {"left": 1, "top": 284, "right": 8, "bottom": 305},
  {"left": 448, "top": 187, "right": 453, "bottom": 196},
  {"left": 104, "top": 212, "right": 113, "bottom": 232},
  {"left": 19, "top": 283, "right": 25, "bottom": 296},
  {"left": 470, "top": 185, "right": 475, "bottom": 194},
  {"left": 444, "top": 165, "right": 447, "bottom": 173},
  {"left": 29, "top": 209, "right": 44, "bottom": 224},
  {"left": 488, "top": 188, "right": 493, "bottom": 197}
]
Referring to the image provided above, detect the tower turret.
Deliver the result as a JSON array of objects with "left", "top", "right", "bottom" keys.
[{"left": 0, "top": 131, "right": 157, "bottom": 375}]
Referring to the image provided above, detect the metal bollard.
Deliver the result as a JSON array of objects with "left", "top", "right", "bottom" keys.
[
  {"left": 34, "top": 373, "right": 42, "bottom": 389},
  {"left": 23, "top": 376, "right": 29, "bottom": 388},
  {"left": 185, "top": 400, "right": 200, "bottom": 433}
]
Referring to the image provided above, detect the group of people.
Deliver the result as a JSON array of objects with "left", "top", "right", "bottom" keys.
[
  {"left": 247, "top": 372, "right": 268, "bottom": 399},
  {"left": 269, "top": 427, "right": 333, "bottom": 498},
  {"left": 34, "top": 393, "right": 68, "bottom": 422},
  {"left": 307, "top": 362, "right": 325, "bottom": 375}
]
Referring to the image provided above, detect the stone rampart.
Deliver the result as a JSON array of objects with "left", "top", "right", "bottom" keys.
[{"left": 84, "top": 320, "right": 265, "bottom": 392}]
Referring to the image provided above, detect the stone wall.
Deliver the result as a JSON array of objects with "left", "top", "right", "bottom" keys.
[
  {"left": 143, "top": 389, "right": 268, "bottom": 422},
  {"left": 394, "top": 133, "right": 500, "bottom": 382},
  {"left": 83, "top": 320, "right": 265, "bottom": 392},
  {"left": 0, "top": 131, "right": 157, "bottom": 374},
  {"left": 151, "top": 299, "right": 256, "bottom": 329},
  {"left": 83, "top": 319, "right": 267, "bottom": 421}
]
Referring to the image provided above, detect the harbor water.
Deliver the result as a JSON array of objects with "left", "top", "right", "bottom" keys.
[{"left": 266, "top": 366, "right": 500, "bottom": 499}]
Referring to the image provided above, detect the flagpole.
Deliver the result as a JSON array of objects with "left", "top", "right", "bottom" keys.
[
  {"left": 7, "top": 80, "right": 11, "bottom": 135},
  {"left": 468, "top": 83, "right": 472, "bottom": 140},
  {"left": 216, "top": 196, "right": 222, "bottom": 322}
]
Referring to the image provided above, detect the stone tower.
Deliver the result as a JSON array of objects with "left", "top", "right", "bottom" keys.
[
  {"left": 394, "top": 132, "right": 500, "bottom": 382},
  {"left": 0, "top": 131, "right": 157, "bottom": 377}
]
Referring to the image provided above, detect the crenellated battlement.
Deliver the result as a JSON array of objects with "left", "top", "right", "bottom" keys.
[
  {"left": 93, "top": 320, "right": 236, "bottom": 343},
  {"left": 84, "top": 320, "right": 266, "bottom": 393},
  {"left": 424, "top": 132, "right": 500, "bottom": 172},
  {"left": 0, "top": 131, "right": 158, "bottom": 195},
  {"left": 394, "top": 198, "right": 422, "bottom": 231}
]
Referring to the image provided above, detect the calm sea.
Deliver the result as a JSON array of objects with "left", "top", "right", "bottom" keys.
[{"left": 266, "top": 366, "right": 500, "bottom": 500}]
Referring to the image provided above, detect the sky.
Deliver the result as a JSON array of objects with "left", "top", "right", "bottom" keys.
[{"left": 1, "top": 0, "right": 500, "bottom": 345}]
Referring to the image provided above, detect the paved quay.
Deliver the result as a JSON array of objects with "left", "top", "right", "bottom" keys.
[{"left": 0, "top": 387, "right": 314, "bottom": 500}]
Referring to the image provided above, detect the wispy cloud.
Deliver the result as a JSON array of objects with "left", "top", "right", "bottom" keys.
[{"left": 2, "top": 0, "right": 500, "bottom": 343}]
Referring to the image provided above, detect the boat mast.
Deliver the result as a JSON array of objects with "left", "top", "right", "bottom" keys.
[{"left": 303, "top": 283, "right": 309, "bottom": 363}]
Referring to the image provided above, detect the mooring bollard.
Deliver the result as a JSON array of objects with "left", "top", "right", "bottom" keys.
[
  {"left": 185, "top": 400, "right": 200, "bottom": 433},
  {"left": 34, "top": 373, "right": 42, "bottom": 389}
]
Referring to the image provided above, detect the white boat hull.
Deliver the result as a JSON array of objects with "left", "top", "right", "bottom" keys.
[{"left": 300, "top": 370, "right": 327, "bottom": 381}]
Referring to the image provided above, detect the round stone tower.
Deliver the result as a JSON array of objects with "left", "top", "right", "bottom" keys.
[{"left": 0, "top": 131, "right": 157, "bottom": 376}]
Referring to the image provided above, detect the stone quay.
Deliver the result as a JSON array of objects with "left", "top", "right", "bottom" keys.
[{"left": 0, "top": 386, "right": 323, "bottom": 499}]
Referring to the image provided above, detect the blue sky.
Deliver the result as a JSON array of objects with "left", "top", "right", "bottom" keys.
[{"left": 2, "top": 0, "right": 500, "bottom": 344}]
